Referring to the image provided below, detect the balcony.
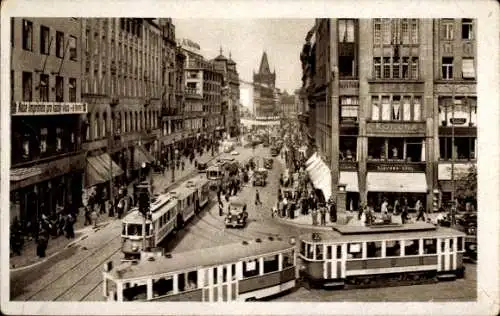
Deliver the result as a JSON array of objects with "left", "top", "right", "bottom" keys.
[
  {"left": 339, "top": 79, "right": 359, "bottom": 90},
  {"left": 11, "top": 102, "right": 88, "bottom": 116},
  {"left": 184, "top": 87, "right": 202, "bottom": 98}
]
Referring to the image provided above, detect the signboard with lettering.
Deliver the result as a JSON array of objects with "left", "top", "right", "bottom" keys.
[
  {"left": 339, "top": 161, "right": 358, "bottom": 171},
  {"left": 438, "top": 163, "right": 475, "bottom": 180},
  {"left": 367, "top": 162, "right": 426, "bottom": 173},
  {"left": 366, "top": 122, "right": 426, "bottom": 136},
  {"left": 12, "top": 102, "right": 88, "bottom": 116}
]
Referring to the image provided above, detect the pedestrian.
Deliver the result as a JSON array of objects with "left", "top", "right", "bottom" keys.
[
  {"left": 99, "top": 187, "right": 107, "bottom": 215},
  {"left": 36, "top": 221, "right": 49, "bottom": 258},
  {"left": 219, "top": 200, "right": 224, "bottom": 216},
  {"left": 381, "top": 198, "right": 389, "bottom": 214},
  {"left": 311, "top": 208, "right": 318, "bottom": 226},
  {"left": 393, "top": 199, "right": 401, "bottom": 215},
  {"left": 65, "top": 213, "right": 75, "bottom": 239},
  {"left": 116, "top": 198, "right": 124, "bottom": 219},
  {"left": 319, "top": 204, "right": 326, "bottom": 225},
  {"left": 329, "top": 199, "right": 337, "bottom": 223},
  {"left": 217, "top": 189, "right": 222, "bottom": 203},
  {"left": 401, "top": 203, "right": 409, "bottom": 224},
  {"left": 91, "top": 208, "right": 99, "bottom": 228},
  {"left": 416, "top": 199, "right": 425, "bottom": 221},
  {"left": 181, "top": 160, "right": 185, "bottom": 171},
  {"left": 255, "top": 189, "right": 262, "bottom": 206}
]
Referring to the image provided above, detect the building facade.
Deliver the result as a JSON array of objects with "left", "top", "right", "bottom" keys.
[
  {"left": 253, "top": 51, "right": 277, "bottom": 118},
  {"left": 10, "top": 18, "right": 87, "bottom": 225},
  {"left": 280, "top": 91, "right": 297, "bottom": 119},
  {"left": 302, "top": 18, "right": 476, "bottom": 214}
]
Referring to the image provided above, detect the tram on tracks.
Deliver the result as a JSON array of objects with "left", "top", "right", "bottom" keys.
[
  {"left": 298, "top": 222, "right": 466, "bottom": 289},
  {"left": 121, "top": 175, "right": 211, "bottom": 261},
  {"left": 104, "top": 237, "right": 298, "bottom": 302}
]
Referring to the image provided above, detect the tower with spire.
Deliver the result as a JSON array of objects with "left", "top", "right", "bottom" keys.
[{"left": 253, "top": 51, "right": 277, "bottom": 118}]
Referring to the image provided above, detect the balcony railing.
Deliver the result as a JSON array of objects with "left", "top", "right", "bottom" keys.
[{"left": 339, "top": 79, "right": 359, "bottom": 89}]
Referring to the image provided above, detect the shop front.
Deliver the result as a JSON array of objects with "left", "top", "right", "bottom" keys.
[{"left": 437, "top": 162, "right": 477, "bottom": 211}]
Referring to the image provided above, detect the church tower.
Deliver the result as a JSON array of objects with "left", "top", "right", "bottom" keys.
[{"left": 253, "top": 51, "right": 277, "bottom": 118}]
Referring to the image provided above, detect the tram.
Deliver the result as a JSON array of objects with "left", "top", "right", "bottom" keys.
[
  {"left": 171, "top": 177, "right": 207, "bottom": 227},
  {"left": 206, "top": 163, "right": 224, "bottom": 190},
  {"left": 299, "top": 222, "right": 466, "bottom": 289},
  {"left": 104, "top": 237, "right": 298, "bottom": 302},
  {"left": 121, "top": 193, "right": 178, "bottom": 261}
]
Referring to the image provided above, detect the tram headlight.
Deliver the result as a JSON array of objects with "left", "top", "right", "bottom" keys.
[{"left": 289, "top": 237, "right": 296, "bottom": 245}]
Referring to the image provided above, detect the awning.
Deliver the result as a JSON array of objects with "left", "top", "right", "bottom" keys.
[
  {"left": 305, "top": 152, "right": 332, "bottom": 201},
  {"left": 10, "top": 167, "right": 43, "bottom": 182},
  {"left": 339, "top": 171, "right": 359, "bottom": 192},
  {"left": 134, "top": 145, "right": 155, "bottom": 169},
  {"left": 86, "top": 154, "right": 124, "bottom": 188},
  {"left": 367, "top": 172, "right": 427, "bottom": 193}
]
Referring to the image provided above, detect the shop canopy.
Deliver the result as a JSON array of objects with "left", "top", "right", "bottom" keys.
[
  {"left": 305, "top": 152, "right": 332, "bottom": 201},
  {"left": 134, "top": 145, "right": 155, "bottom": 169},
  {"left": 86, "top": 153, "right": 124, "bottom": 188},
  {"left": 339, "top": 171, "right": 359, "bottom": 192},
  {"left": 367, "top": 172, "right": 427, "bottom": 193}
]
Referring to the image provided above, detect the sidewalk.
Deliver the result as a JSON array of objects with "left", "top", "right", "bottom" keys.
[{"left": 9, "top": 150, "right": 221, "bottom": 271}]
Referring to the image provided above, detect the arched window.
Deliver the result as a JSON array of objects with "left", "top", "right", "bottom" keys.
[
  {"left": 85, "top": 113, "right": 91, "bottom": 141},
  {"left": 128, "top": 111, "right": 132, "bottom": 132},
  {"left": 123, "top": 112, "right": 128, "bottom": 133},
  {"left": 94, "top": 113, "right": 100, "bottom": 139},
  {"left": 116, "top": 112, "right": 122, "bottom": 134},
  {"left": 135, "top": 111, "right": 139, "bottom": 131},
  {"left": 102, "top": 112, "right": 107, "bottom": 136}
]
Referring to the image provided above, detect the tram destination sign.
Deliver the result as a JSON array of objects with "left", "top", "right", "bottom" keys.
[
  {"left": 367, "top": 162, "right": 426, "bottom": 172},
  {"left": 12, "top": 102, "right": 88, "bottom": 116}
]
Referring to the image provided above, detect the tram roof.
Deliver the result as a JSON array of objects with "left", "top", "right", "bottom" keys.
[
  {"left": 300, "top": 224, "right": 465, "bottom": 243},
  {"left": 108, "top": 238, "right": 295, "bottom": 280}
]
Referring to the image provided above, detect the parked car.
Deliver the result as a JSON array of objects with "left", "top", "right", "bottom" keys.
[
  {"left": 264, "top": 158, "right": 274, "bottom": 169},
  {"left": 253, "top": 170, "right": 267, "bottom": 187},
  {"left": 270, "top": 146, "right": 279, "bottom": 157},
  {"left": 225, "top": 200, "right": 248, "bottom": 228}
]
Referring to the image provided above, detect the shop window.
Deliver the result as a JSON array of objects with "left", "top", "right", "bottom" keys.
[
  {"left": 423, "top": 239, "right": 437, "bottom": 254},
  {"left": 368, "top": 137, "right": 385, "bottom": 160},
  {"left": 388, "top": 138, "right": 404, "bottom": 160},
  {"left": 243, "top": 259, "right": 259, "bottom": 278},
  {"left": 22, "top": 135, "right": 30, "bottom": 159},
  {"left": 22, "top": 19, "right": 33, "bottom": 51},
  {"left": 69, "top": 78, "right": 76, "bottom": 102},
  {"left": 40, "top": 128, "right": 48, "bottom": 154},
  {"left": 22, "top": 72, "right": 33, "bottom": 101},
  {"left": 56, "top": 76, "right": 64, "bottom": 102},
  {"left": 442, "top": 57, "right": 454, "bottom": 80},
  {"left": 367, "top": 241, "right": 382, "bottom": 258},
  {"left": 263, "top": 254, "right": 280, "bottom": 274},
  {"left": 404, "top": 239, "right": 420, "bottom": 256},
  {"left": 152, "top": 277, "right": 173, "bottom": 297},
  {"left": 339, "top": 136, "right": 357, "bottom": 161},
  {"left": 55, "top": 128, "right": 63, "bottom": 152},
  {"left": 123, "top": 283, "right": 147, "bottom": 301},
  {"left": 461, "top": 19, "right": 473, "bottom": 40},
  {"left": 40, "top": 74, "right": 49, "bottom": 102},
  {"left": 386, "top": 240, "right": 401, "bottom": 257},
  {"left": 347, "top": 243, "right": 362, "bottom": 259}
]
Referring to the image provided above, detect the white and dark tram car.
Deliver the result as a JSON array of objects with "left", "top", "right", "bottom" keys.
[
  {"left": 104, "top": 237, "right": 298, "bottom": 302},
  {"left": 299, "top": 222, "right": 467, "bottom": 289}
]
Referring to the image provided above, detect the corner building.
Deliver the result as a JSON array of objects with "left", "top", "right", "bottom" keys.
[{"left": 302, "top": 19, "right": 476, "bottom": 213}]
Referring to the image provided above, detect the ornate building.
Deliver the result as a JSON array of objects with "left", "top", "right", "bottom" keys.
[
  {"left": 10, "top": 18, "right": 87, "bottom": 224},
  {"left": 302, "top": 18, "right": 477, "bottom": 214},
  {"left": 253, "top": 51, "right": 277, "bottom": 118}
]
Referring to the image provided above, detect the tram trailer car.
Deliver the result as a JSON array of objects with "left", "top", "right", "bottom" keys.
[
  {"left": 104, "top": 237, "right": 298, "bottom": 302},
  {"left": 121, "top": 193, "right": 179, "bottom": 261},
  {"left": 299, "top": 223, "right": 466, "bottom": 289}
]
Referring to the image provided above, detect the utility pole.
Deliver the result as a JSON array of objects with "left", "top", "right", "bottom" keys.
[{"left": 450, "top": 87, "right": 456, "bottom": 227}]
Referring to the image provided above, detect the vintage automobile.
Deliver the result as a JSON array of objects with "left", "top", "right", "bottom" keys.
[
  {"left": 225, "top": 200, "right": 248, "bottom": 228},
  {"left": 264, "top": 158, "right": 274, "bottom": 169},
  {"left": 196, "top": 158, "right": 211, "bottom": 173},
  {"left": 252, "top": 170, "right": 267, "bottom": 187},
  {"left": 270, "top": 146, "right": 279, "bottom": 157}
]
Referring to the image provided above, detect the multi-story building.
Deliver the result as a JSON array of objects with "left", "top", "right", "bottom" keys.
[
  {"left": 10, "top": 18, "right": 87, "bottom": 225},
  {"left": 213, "top": 48, "right": 240, "bottom": 138},
  {"left": 81, "top": 18, "right": 181, "bottom": 199},
  {"left": 280, "top": 91, "right": 297, "bottom": 119},
  {"left": 301, "top": 18, "right": 476, "bottom": 214},
  {"left": 253, "top": 51, "right": 277, "bottom": 118}
]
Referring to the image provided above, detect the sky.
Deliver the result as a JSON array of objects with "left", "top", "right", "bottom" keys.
[{"left": 174, "top": 18, "right": 315, "bottom": 95}]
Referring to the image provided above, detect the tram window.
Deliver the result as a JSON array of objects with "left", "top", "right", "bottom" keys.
[
  {"left": 326, "top": 246, "right": 332, "bottom": 259},
  {"left": 404, "top": 239, "right": 419, "bottom": 256},
  {"left": 152, "top": 277, "right": 173, "bottom": 297},
  {"left": 222, "top": 266, "right": 228, "bottom": 283},
  {"left": 423, "top": 239, "right": 437, "bottom": 254},
  {"left": 449, "top": 238, "right": 454, "bottom": 251},
  {"left": 187, "top": 271, "right": 198, "bottom": 290},
  {"left": 178, "top": 273, "right": 186, "bottom": 292},
  {"left": 243, "top": 259, "right": 259, "bottom": 278},
  {"left": 315, "top": 245, "right": 323, "bottom": 260},
  {"left": 105, "top": 278, "right": 117, "bottom": 300},
  {"left": 283, "top": 251, "right": 294, "bottom": 268},
  {"left": 300, "top": 242, "right": 306, "bottom": 256},
  {"left": 263, "top": 254, "right": 280, "bottom": 273},
  {"left": 386, "top": 240, "right": 401, "bottom": 257},
  {"left": 337, "top": 245, "right": 343, "bottom": 259},
  {"left": 127, "top": 224, "right": 142, "bottom": 236},
  {"left": 306, "top": 244, "right": 314, "bottom": 259},
  {"left": 347, "top": 243, "right": 362, "bottom": 259},
  {"left": 213, "top": 268, "right": 218, "bottom": 285},
  {"left": 231, "top": 264, "right": 237, "bottom": 280},
  {"left": 122, "top": 224, "right": 126, "bottom": 235},
  {"left": 367, "top": 241, "right": 382, "bottom": 258},
  {"left": 123, "top": 283, "right": 147, "bottom": 301},
  {"left": 457, "top": 237, "right": 464, "bottom": 251}
]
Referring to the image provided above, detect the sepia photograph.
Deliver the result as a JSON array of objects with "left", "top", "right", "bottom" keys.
[{"left": 1, "top": 1, "right": 499, "bottom": 315}]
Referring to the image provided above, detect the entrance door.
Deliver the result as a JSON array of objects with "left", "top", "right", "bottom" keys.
[
  {"left": 437, "top": 238, "right": 453, "bottom": 272},
  {"left": 323, "top": 244, "right": 346, "bottom": 280}
]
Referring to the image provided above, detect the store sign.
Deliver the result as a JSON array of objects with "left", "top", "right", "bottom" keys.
[
  {"left": 12, "top": 102, "right": 88, "bottom": 116},
  {"left": 339, "top": 161, "right": 357, "bottom": 171},
  {"left": 438, "top": 163, "right": 475, "bottom": 180},
  {"left": 366, "top": 122, "right": 426, "bottom": 135},
  {"left": 367, "top": 162, "right": 426, "bottom": 172}
]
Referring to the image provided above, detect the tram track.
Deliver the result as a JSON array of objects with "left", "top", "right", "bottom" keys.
[{"left": 24, "top": 233, "right": 122, "bottom": 301}]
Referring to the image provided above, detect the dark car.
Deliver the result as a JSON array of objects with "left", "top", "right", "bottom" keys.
[
  {"left": 225, "top": 201, "right": 248, "bottom": 228},
  {"left": 270, "top": 147, "right": 279, "bottom": 157},
  {"left": 264, "top": 158, "right": 274, "bottom": 169}
]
